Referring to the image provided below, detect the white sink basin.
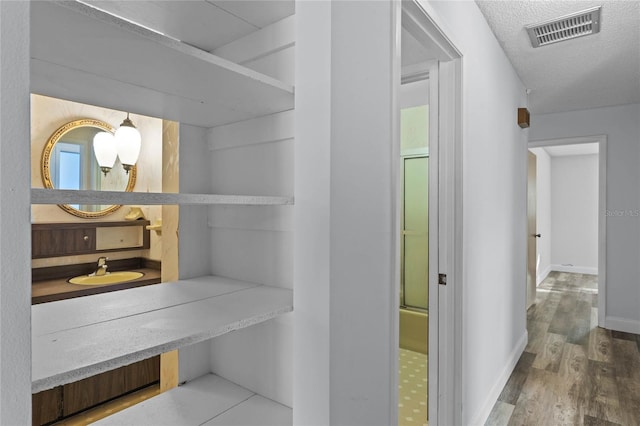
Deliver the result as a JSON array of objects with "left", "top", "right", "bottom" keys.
[{"left": 68, "top": 271, "right": 144, "bottom": 286}]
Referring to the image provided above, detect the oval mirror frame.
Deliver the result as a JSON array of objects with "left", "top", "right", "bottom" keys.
[{"left": 41, "top": 118, "right": 137, "bottom": 219}]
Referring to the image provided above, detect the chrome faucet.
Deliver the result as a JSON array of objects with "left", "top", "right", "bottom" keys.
[{"left": 93, "top": 256, "right": 109, "bottom": 276}]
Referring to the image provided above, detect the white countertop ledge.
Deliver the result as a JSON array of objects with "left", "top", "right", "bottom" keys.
[{"left": 31, "top": 276, "right": 293, "bottom": 393}]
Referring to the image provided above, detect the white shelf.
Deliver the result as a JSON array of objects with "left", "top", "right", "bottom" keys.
[
  {"left": 32, "top": 276, "right": 293, "bottom": 393},
  {"left": 93, "top": 374, "right": 292, "bottom": 426},
  {"left": 31, "top": 1, "right": 294, "bottom": 128},
  {"left": 31, "top": 188, "right": 294, "bottom": 206}
]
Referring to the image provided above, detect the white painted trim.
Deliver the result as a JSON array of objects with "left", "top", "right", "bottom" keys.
[
  {"left": 390, "top": 3, "right": 402, "bottom": 424},
  {"left": 401, "top": 62, "right": 430, "bottom": 84},
  {"left": 437, "top": 57, "right": 464, "bottom": 426},
  {"left": 400, "top": 147, "right": 429, "bottom": 157},
  {"left": 528, "top": 135, "right": 607, "bottom": 328},
  {"left": 403, "top": 0, "right": 462, "bottom": 61},
  {"left": 529, "top": 135, "right": 606, "bottom": 148},
  {"left": 469, "top": 331, "right": 528, "bottom": 426},
  {"left": 537, "top": 265, "right": 552, "bottom": 286},
  {"left": 605, "top": 316, "right": 640, "bottom": 334},
  {"left": 212, "top": 15, "right": 295, "bottom": 65},
  {"left": 427, "top": 61, "right": 440, "bottom": 426},
  {"left": 551, "top": 264, "right": 598, "bottom": 275}
]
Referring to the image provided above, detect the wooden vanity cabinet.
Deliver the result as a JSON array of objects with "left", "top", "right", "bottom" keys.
[
  {"left": 32, "top": 386, "right": 62, "bottom": 426},
  {"left": 32, "top": 356, "right": 159, "bottom": 425},
  {"left": 32, "top": 221, "right": 150, "bottom": 259},
  {"left": 32, "top": 227, "right": 95, "bottom": 258}
]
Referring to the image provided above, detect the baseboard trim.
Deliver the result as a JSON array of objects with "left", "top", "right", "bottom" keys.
[
  {"left": 536, "top": 265, "right": 551, "bottom": 286},
  {"left": 605, "top": 316, "right": 640, "bottom": 334},
  {"left": 551, "top": 264, "right": 597, "bottom": 275},
  {"left": 469, "top": 331, "right": 528, "bottom": 425}
]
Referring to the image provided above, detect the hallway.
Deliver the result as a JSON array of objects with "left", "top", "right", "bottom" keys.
[{"left": 486, "top": 272, "right": 640, "bottom": 425}]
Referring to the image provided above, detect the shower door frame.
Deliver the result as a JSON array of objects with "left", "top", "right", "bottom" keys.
[{"left": 400, "top": 151, "right": 429, "bottom": 311}]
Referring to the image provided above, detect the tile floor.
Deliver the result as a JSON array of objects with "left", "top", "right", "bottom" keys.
[{"left": 399, "top": 348, "right": 428, "bottom": 426}]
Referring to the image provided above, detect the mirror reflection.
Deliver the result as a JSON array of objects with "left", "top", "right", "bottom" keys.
[{"left": 42, "top": 119, "right": 136, "bottom": 218}]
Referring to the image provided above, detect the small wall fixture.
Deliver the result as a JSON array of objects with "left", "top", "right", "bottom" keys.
[
  {"left": 518, "top": 108, "right": 530, "bottom": 129},
  {"left": 146, "top": 218, "right": 163, "bottom": 236}
]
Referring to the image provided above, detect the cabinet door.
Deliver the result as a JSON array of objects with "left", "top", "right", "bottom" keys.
[
  {"left": 32, "top": 386, "right": 63, "bottom": 426},
  {"left": 63, "top": 367, "right": 126, "bottom": 416},
  {"left": 61, "top": 356, "right": 160, "bottom": 417},
  {"left": 69, "top": 228, "right": 95, "bottom": 254},
  {"left": 124, "top": 355, "right": 160, "bottom": 391},
  {"left": 32, "top": 229, "right": 65, "bottom": 258},
  {"left": 32, "top": 228, "right": 96, "bottom": 258}
]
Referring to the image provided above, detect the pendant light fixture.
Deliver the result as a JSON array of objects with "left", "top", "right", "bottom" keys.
[
  {"left": 93, "top": 131, "right": 118, "bottom": 176},
  {"left": 115, "top": 113, "right": 141, "bottom": 174}
]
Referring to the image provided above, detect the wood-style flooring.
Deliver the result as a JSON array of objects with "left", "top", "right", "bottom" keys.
[{"left": 486, "top": 272, "right": 640, "bottom": 426}]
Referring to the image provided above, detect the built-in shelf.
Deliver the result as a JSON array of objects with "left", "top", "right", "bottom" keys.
[
  {"left": 31, "top": 188, "right": 294, "bottom": 206},
  {"left": 31, "top": 1, "right": 294, "bottom": 128},
  {"left": 93, "top": 374, "right": 292, "bottom": 426},
  {"left": 32, "top": 276, "right": 293, "bottom": 393}
]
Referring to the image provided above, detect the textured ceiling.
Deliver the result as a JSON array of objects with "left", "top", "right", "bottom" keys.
[{"left": 475, "top": 1, "right": 640, "bottom": 114}]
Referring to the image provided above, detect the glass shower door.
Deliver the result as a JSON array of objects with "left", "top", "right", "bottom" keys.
[{"left": 401, "top": 155, "right": 428, "bottom": 310}]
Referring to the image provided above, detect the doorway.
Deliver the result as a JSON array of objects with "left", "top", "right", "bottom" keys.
[
  {"left": 397, "top": 1, "right": 463, "bottom": 424},
  {"left": 398, "top": 83, "right": 429, "bottom": 425},
  {"left": 528, "top": 135, "right": 607, "bottom": 325}
]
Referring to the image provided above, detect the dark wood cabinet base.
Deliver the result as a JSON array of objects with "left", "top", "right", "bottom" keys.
[{"left": 32, "top": 356, "right": 160, "bottom": 425}]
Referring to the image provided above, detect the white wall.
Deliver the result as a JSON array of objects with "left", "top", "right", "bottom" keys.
[
  {"left": 529, "top": 148, "right": 551, "bottom": 284},
  {"left": 0, "top": 1, "right": 31, "bottom": 423},
  {"left": 550, "top": 154, "right": 598, "bottom": 273},
  {"left": 424, "top": 1, "right": 528, "bottom": 424},
  {"left": 295, "top": 2, "right": 396, "bottom": 424},
  {"left": 178, "top": 124, "right": 212, "bottom": 281},
  {"left": 530, "top": 103, "right": 640, "bottom": 332},
  {"left": 206, "top": 116, "right": 294, "bottom": 406}
]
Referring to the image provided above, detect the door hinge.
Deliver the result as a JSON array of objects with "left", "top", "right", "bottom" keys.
[{"left": 438, "top": 273, "right": 447, "bottom": 286}]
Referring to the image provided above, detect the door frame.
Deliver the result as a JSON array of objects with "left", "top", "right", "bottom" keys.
[
  {"left": 528, "top": 134, "right": 607, "bottom": 327},
  {"left": 527, "top": 151, "right": 537, "bottom": 309},
  {"left": 397, "top": 1, "right": 463, "bottom": 424}
]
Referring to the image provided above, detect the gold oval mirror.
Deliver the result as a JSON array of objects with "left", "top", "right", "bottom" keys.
[{"left": 41, "top": 119, "right": 137, "bottom": 218}]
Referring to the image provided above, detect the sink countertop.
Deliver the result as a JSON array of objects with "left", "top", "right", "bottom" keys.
[{"left": 32, "top": 267, "right": 162, "bottom": 304}]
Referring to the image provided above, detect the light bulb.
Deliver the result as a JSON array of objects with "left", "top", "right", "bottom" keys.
[
  {"left": 115, "top": 114, "right": 141, "bottom": 173},
  {"left": 93, "top": 131, "right": 117, "bottom": 176}
]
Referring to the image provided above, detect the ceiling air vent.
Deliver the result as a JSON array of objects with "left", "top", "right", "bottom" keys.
[{"left": 526, "top": 6, "right": 601, "bottom": 48}]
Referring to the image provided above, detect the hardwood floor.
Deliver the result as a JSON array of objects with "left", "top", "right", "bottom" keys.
[{"left": 486, "top": 272, "right": 640, "bottom": 426}]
